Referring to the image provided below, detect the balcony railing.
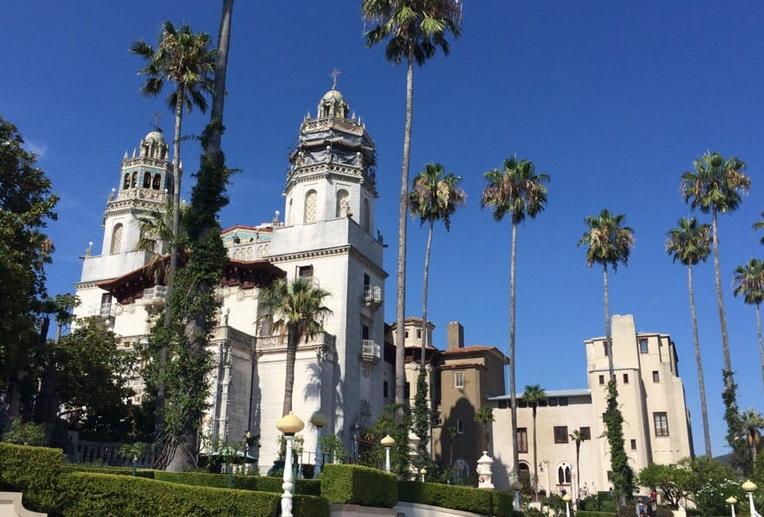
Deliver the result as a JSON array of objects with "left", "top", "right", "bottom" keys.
[
  {"left": 228, "top": 241, "right": 270, "bottom": 261},
  {"left": 361, "top": 339, "right": 380, "bottom": 363},
  {"left": 256, "top": 331, "right": 335, "bottom": 355},
  {"left": 142, "top": 285, "right": 167, "bottom": 301},
  {"left": 363, "top": 286, "right": 382, "bottom": 304},
  {"left": 99, "top": 303, "right": 115, "bottom": 318}
]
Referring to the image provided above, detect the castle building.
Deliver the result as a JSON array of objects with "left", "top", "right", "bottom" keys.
[{"left": 72, "top": 86, "right": 387, "bottom": 471}]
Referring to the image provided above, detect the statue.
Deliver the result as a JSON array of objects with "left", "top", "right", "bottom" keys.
[{"left": 477, "top": 451, "right": 494, "bottom": 489}]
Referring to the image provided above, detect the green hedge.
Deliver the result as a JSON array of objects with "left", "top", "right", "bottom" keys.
[
  {"left": 320, "top": 464, "right": 398, "bottom": 508},
  {"left": 58, "top": 472, "right": 282, "bottom": 517},
  {"left": 153, "top": 471, "right": 321, "bottom": 496},
  {"left": 398, "top": 480, "right": 514, "bottom": 516},
  {"left": 578, "top": 512, "right": 617, "bottom": 517},
  {"left": 0, "top": 442, "right": 64, "bottom": 512},
  {"left": 62, "top": 464, "right": 156, "bottom": 479},
  {"left": 293, "top": 494, "right": 331, "bottom": 517}
]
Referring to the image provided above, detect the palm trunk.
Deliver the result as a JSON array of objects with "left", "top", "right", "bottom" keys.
[
  {"left": 688, "top": 265, "right": 712, "bottom": 457},
  {"left": 711, "top": 209, "right": 733, "bottom": 375},
  {"left": 575, "top": 442, "right": 581, "bottom": 499},
  {"left": 420, "top": 222, "right": 433, "bottom": 369},
  {"left": 532, "top": 407, "right": 538, "bottom": 496},
  {"left": 603, "top": 264, "right": 614, "bottom": 379},
  {"left": 283, "top": 326, "right": 298, "bottom": 415},
  {"left": 509, "top": 222, "right": 520, "bottom": 502},
  {"left": 756, "top": 303, "right": 764, "bottom": 394},
  {"left": 206, "top": 0, "right": 233, "bottom": 159},
  {"left": 394, "top": 55, "right": 414, "bottom": 420}
]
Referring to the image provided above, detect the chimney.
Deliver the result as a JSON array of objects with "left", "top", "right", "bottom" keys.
[{"left": 447, "top": 321, "right": 464, "bottom": 350}]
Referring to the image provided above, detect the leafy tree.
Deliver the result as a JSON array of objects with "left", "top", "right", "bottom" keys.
[
  {"left": 680, "top": 151, "right": 751, "bottom": 463},
  {"left": 360, "top": 404, "right": 411, "bottom": 478},
  {"left": 362, "top": 0, "right": 462, "bottom": 419},
  {"left": 733, "top": 258, "right": 764, "bottom": 394},
  {"left": 474, "top": 406, "right": 494, "bottom": 452},
  {"left": 637, "top": 463, "right": 690, "bottom": 510},
  {"left": 569, "top": 428, "right": 588, "bottom": 500},
  {"left": 0, "top": 116, "right": 58, "bottom": 419},
  {"left": 666, "top": 217, "right": 713, "bottom": 457},
  {"left": 578, "top": 208, "right": 635, "bottom": 504},
  {"left": 259, "top": 278, "right": 331, "bottom": 415},
  {"left": 482, "top": 156, "right": 549, "bottom": 493},
  {"left": 523, "top": 384, "right": 546, "bottom": 491}
]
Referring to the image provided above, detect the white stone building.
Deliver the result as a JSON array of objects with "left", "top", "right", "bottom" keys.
[{"left": 72, "top": 86, "right": 387, "bottom": 472}]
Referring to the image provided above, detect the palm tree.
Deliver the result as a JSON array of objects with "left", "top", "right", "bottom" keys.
[
  {"left": 754, "top": 212, "right": 764, "bottom": 245},
  {"left": 733, "top": 258, "right": 764, "bottom": 393},
  {"left": 680, "top": 151, "right": 751, "bottom": 381},
  {"left": 739, "top": 409, "right": 764, "bottom": 467},
  {"left": 362, "top": 0, "right": 462, "bottom": 418},
  {"left": 409, "top": 163, "right": 464, "bottom": 367},
  {"left": 666, "top": 217, "right": 713, "bottom": 457},
  {"left": 131, "top": 22, "right": 215, "bottom": 302},
  {"left": 569, "top": 429, "right": 588, "bottom": 501},
  {"left": 474, "top": 406, "right": 494, "bottom": 452},
  {"left": 482, "top": 156, "right": 549, "bottom": 492},
  {"left": 259, "top": 278, "right": 332, "bottom": 415},
  {"left": 206, "top": 0, "right": 233, "bottom": 161},
  {"left": 523, "top": 384, "right": 546, "bottom": 495},
  {"left": 578, "top": 208, "right": 635, "bottom": 503}
]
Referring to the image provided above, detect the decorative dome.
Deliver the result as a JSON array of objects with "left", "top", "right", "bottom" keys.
[
  {"left": 317, "top": 89, "right": 349, "bottom": 119},
  {"left": 322, "top": 89, "right": 344, "bottom": 101},
  {"left": 143, "top": 129, "right": 165, "bottom": 143},
  {"left": 139, "top": 129, "right": 169, "bottom": 160}
]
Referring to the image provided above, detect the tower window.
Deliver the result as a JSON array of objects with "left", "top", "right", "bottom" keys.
[
  {"left": 142, "top": 171, "right": 151, "bottom": 188},
  {"left": 554, "top": 426, "right": 569, "bottom": 444},
  {"left": 304, "top": 190, "right": 317, "bottom": 224},
  {"left": 579, "top": 427, "right": 591, "bottom": 440},
  {"left": 152, "top": 173, "right": 161, "bottom": 190},
  {"left": 123, "top": 174, "right": 130, "bottom": 190},
  {"left": 630, "top": 439, "right": 637, "bottom": 450},
  {"left": 131, "top": 171, "right": 137, "bottom": 188},
  {"left": 517, "top": 428, "right": 528, "bottom": 453},
  {"left": 598, "top": 374, "right": 605, "bottom": 385},
  {"left": 336, "top": 189, "right": 349, "bottom": 218},
  {"left": 454, "top": 372, "right": 465, "bottom": 389},
  {"left": 110, "top": 224, "right": 123, "bottom": 255},
  {"left": 363, "top": 198, "right": 370, "bottom": 232},
  {"left": 416, "top": 329, "right": 422, "bottom": 339},
  {"left": 622, "top": 373, "right": 629, "bottom": 384},
  {"left": 639, "top": 338, "right": 649, "bottom": 354},
  {"left": 653, "top": 412, "right": 670, "bottom": 437},
  {"left": 603, "top": 342, "right": 609, "bottom": 356},
  {"left": 652, "top": 370, "right": 660, "bottom": 383}
]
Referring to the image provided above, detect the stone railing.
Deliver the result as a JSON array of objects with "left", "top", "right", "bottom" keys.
[
  {"left": 255, "top": 331, "right": 335, "bottom": 355},
  {"left": 211, "top": 325, "right": 255, "bottom": 348},
  {"left": 227, "top": 241, "right": 270, "bottom": 261},
  {"left": 113, "top": 187, "right": 168, "bottom": 203},
  {"left": 301, "top": 116, "right": 361, "bottom": 132}
]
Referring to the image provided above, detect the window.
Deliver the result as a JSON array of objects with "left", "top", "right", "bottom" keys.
[
  {"left": 579, "top": 427, "right": 591, "bottom": 440},
  {"left": 335, "top": 189, "right": 350, "bottom": 217},
  {"left": 363, "top": 273, "right": 370, "bottom": 290},
  {"left": 654, "top": 412, "right": 670, "bottom": 437},
  {"left": 383, "top": 381, "right": 388, "bottom": 399},
  {"left": 559, "top": 397, "right": 568, "bottom": 406},
  {"left": 454, "top": 372, "right": 465, "bottom": 389},
  {"left": 362, "top": 325, "right": 369, "bottom": 340},
  {"left": 517, "top": 428, "right": 528, "bottom": 453},
  {"left": 405, "top": 330, "right": 409, "bottom": 339},
  {"left": 131, "top": 171, "right": 137, "bottom": 188},
  {"left": 416, "top": 329, "right": 422, "bottom": 339},
  {"left": 548, "top": 397, "right": 559, "bottom": 406},
  {"left": 363, "top": 198, "right": 370, "bottom": 232},
  {"left": 623, "top": 373, "right": 629, "bottom": 384},
  {"left": 639, "top": 338, "right": 649, "bottom": 354},
  {"left": 110, "top": 224, "right": 123, "bottom": 255},
  {"left": 652, "top": 370, "right": 660, "bottom": 383},
  {"left": 100, "top": 293, "right": 113, "bottom": 317},
  {"left": 123, "top": 174, "right": 130, "bottom": 189},
  {"left": 603, "top": 342, "right": 609, "bottom": 356},
  {"left": 630, "top": 439, "right": 637, "bottom": 450},
  {"left": 303, "top": 189, "right": 317, "bottom": 223},
  {"left": 142, "top": 171, "right": 151, "bottom": 188},
  {"left": 599, "top": 374, "right": 605, "bottom": 385},
  {"left": 298, "top": 265, "right": 313, "bottom": 279},
  {"left": 456, "top": 419, "right": 464, "bottom": 434},
  {"left": 557, "top": 465, "right": 571, "bottom": 484},
  {"left": 152, "top": 173, "right": 161, "bottom": 190},
  {"left": 554, "top": 426, "right": 569, "bottom": 444}
]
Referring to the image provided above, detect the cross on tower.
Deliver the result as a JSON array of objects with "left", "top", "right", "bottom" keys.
[{"left": 330, "top": 68, "right": 341, "bottom": 90}]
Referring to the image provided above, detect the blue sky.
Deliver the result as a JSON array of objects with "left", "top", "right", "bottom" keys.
[{"left": 3, "top": 1, "right": 763, "bottom": 455}]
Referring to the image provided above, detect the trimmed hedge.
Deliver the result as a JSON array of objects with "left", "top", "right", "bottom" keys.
[
  {"left": 58, "top": 472, "right": 282, "bottom": 517},
  {"left": 293, "top": 494, "right": 331, "bottom": 517},
  {"left": 398, "top": 480, "right": 515, "bottom": 516},
  {"left": 578, "top": 512, "right": 617, "bottom": 517},
  {"left": 0, "top": 442, "right": 64, "bottom": 512},
  {"left": 62, "top": 464, "right": 156, "bottom": 479},
  {"left": 153, "top": 471, "right": 321, "bottom": 496},
  {"left": 320, "top": 464, "right": 398, "bottom": 508}
]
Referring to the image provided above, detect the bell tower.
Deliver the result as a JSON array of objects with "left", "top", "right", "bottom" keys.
[{"left": 282, "top": 87, "right": 377, "bottom": 232}]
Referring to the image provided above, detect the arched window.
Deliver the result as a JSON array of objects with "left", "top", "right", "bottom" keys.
[
  {"left": 362, "top": 198, "right": 370, "bottom": 232},
  {"left": 110, "top": 224, "right": 123, "bottom": 255},
  {"left": 131, "top": 171, "right": 137, "bottom": 188},
  {"left": 304, "top": 190, "right": 317, "bottom": 224},
  {"left": 142, "top": 172, "right": 151, "bottom": 188},
  {"left": 518, "top": 462, "right": 531, "bottom": 491},
  {"left": 557, "top": 464, "right": 571, "bottom": 485},
  {"left": 123, "top": 174, "right": 130, "bottom": 190},
  {"left": 152, "top": 173, "right": 161, "bottom": 190},
  {"left": 335, "top": 189, "right": 349, "bottom": 218}
]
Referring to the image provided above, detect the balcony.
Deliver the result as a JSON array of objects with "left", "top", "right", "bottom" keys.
[
  {"left": 255, "top": 331, "right": 335, "bottom": 356},
  {"left": 142, "top": 285, "right": 167, "bottom": 302},
  {"left": 361, "top": 339, "right": 380, "bottom": 364},
  {"left": 363, "top": 285, "right": 382, "bottom": 310}
]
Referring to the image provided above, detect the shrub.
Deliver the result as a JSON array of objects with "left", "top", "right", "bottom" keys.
[
  {"left": 398, "top": 480, "right": 514, "bottom": 516},
  {"left": 1, "top": 420, "right": 46, "bottom": 446},
  {"left": 62, "top": 464, "right": 156, "bottom": 479},
  {"left": 578, "top": 511, "right": 617, "bottom": 517},
  {"left": 321, "top": 464, "right": 398, "bottom": 508},
  {"left": 153, "top": 471, "right": 321, "bottom": 495},
  {"left": 293, "top": 494, "right": 330, "bottom": 517},
  {"left": 58, "top": 472, "right": 281, "bottom": 516},
  {"left": 0, "top": 442, "right": 63, "bottom": 512}
]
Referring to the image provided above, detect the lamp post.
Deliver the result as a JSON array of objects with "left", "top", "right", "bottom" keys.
[
  {"left": 277, "top": 413, "right": 304, "bottom": 517},
  {"left": 726, "top": 496, "right": 737, "bottom": 517},
  {"left": 381, "top": 435, "right": 396, "bottom": 473},
  {"left": 419, "top": 467, "right": 427, "bottom": 483},
  {"left": 562, "top": 492, "right": 572, "bottom": 517},
  {"left": 310, "top": 411, "right": 327, "bottom": 476},
  {"left": 742, "top": 480, "right": 758, "bottom": 517}
]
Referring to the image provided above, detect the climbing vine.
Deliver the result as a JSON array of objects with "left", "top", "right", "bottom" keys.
[{"left": 603, "top": 379, "right": 634, "bottom": 505}]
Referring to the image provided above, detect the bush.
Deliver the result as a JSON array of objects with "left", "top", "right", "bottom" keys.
[
  {"left": 398, "top": 480, "right": 514, "bottom": 516},
  {"left": 0, "top": 442, "right": 63, "bottom": 512},
  {"left": 578, "top": 512, "right": 617, "bottom": 517},
  {"left": 62, "top": 464, "right": 156, "bottom": 479},
  {"left": 154, "top": 470, "right": 321, "bottom": 495},
  {"left": 293, "top": 494, "right": 330, "bottom": 517},
  {"left": 321, "top": 464, "right": 398, "bottom": 508},
  {"left": 58, "top": 472, "right": 281, "bottom": 516},
  {"left": 2, "top": 420, "right": 47, "bottom": 446}
]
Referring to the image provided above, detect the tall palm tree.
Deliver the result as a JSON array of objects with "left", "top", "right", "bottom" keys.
[
  {"left": 206, "top": 0, "right": 233, "bottom": 161},
  {"left": 569, "top": 429, "right": 588, "bottom": 501},
  {"left": 578, "top": 208, "right": 635, "bottom": 503},
  {"left": 482, "top": 156, "right": 549, "bottom": 494},
  {"left": 259, "top": 278, "right": 332, "bottom": 415},
  {"left": 666, "top": 217, "right": 713, "bottom": 457},
  {"left": 753, "top": 212, "right": 764, "bottom": 245},
  {"left": 733, "top": 258, "right": 764, "bottom": 393},
  {"left": 739, "top": 409, "right": 764, "bottom": 467},
  {"left": 680, "top": 151, "right": 751, "bottom": 382},
  {"left": 523, "top": 384, "right": 546, "bottom": 494},
  {"left": 131, "top": 22, "right": 215, "bottom": 425},
  {"left": 362, "top": 0, "right": 462, "bottom": 418},
  {"left": 409, "top": 163, "right": 464, "bottom": 367},
  {"left": 474, "top": 406, "right": 494, "bottom": 452}
]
